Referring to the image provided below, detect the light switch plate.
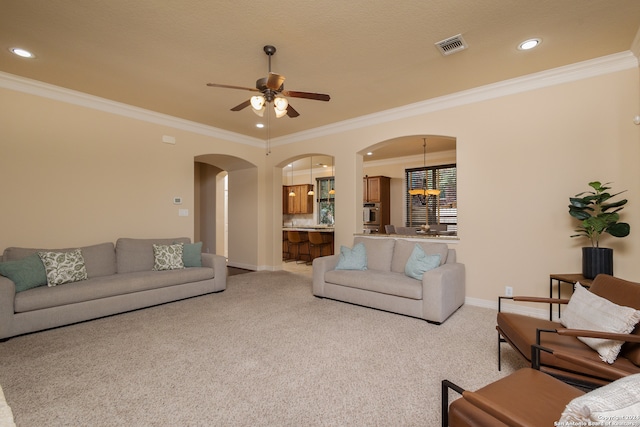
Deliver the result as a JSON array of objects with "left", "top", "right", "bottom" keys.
[{"left": 179, "top": 209, "right": 189, "bottom": 217}]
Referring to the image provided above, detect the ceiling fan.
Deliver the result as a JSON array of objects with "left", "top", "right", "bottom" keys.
[{"left": 206, "top": 45, "right": 330, "bottom": 119}]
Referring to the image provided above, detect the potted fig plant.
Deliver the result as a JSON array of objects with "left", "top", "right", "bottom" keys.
[{"left": 568, "top": 181, "right": 630, "bottom": 279}]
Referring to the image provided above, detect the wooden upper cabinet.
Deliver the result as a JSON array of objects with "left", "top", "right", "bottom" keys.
[
  {"left": 283, "top": 185, "right": 314, "bottom": 214},
  {"left": 363, "top": 176, "right": 389, "bottom": 203}
]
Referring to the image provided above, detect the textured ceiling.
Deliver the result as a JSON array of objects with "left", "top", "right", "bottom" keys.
[{"left": 1, "top": 0, "right": 639, "bottom": 144}]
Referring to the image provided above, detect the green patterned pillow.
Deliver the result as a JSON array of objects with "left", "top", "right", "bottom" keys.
[
  {"left": 38, "top": 249, "right": 88, "bottom": 287},
  {"left": 0, "top": 253, "right": 48, "bottom": 292},
  {"left": 152, "top": 243, "right": 185, "bottom": 271}
]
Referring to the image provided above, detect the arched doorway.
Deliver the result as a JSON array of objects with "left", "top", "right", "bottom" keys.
[{"left": 194, "top": 154, "right": 258, "bottom": 270}]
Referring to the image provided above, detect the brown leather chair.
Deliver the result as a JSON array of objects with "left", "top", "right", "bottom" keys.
[
  {"left": 497, "top": 274, "right": 640, "bottom": 389},
  {"left": 287, "top": 231, "right": 310, "bottom": 264},
  {"left": 308, "top": 231, "right": 332, "bottom": 262},
  {"left": 443, "top": 349, "right": 636, "bottom": 427},
  {"left": 443, "top": 368, "right": 583, "bottom": 426}
]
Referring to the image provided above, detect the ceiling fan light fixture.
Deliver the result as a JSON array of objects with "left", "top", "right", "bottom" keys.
[
  {"left": 274, "top": 96, "right": 288, "bottom": 111},
  {"left": 274, "top": 107, "right": 287, "bottom": 118},
  {"left": 250, "top": 95, "right": 265, "bottom": 110}
]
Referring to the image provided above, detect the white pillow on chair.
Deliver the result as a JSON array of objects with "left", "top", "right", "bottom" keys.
[{"left": 561, "top": 283, "right": 640, "bottom": 364}]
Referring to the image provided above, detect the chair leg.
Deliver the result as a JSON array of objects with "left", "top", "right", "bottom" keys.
[
  {"left": 498, "top": 331, "right": 502, "bottom": 371},
  {"left": 442, "top": 380, "right": 465, "bottom": 427}
]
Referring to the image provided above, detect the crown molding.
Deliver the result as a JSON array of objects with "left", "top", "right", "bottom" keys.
[
  {"left": 272, "top": 51, "right": 639, "bottom": 146},
  {"left": 0, "top": 71, "right": 263, "bottom": 147},
  {"left": 1, "top": 51, "right": 637, "bottom": 148}
]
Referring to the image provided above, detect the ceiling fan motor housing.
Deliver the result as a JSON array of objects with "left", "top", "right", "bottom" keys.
[{"left": 256, "top": 77, "right": 283, "bottom": 94}]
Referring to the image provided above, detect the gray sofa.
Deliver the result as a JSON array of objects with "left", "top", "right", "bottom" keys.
[
  {"left": 0, "top": 237, "right": 227, "bottom": 340},
  {"left": 312, "top": 237, "right": 465, "bottom": 324}
]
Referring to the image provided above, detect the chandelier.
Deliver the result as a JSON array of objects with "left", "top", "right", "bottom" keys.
[{"left": 408, "top": 138, "right": 440, "bottom": 197}]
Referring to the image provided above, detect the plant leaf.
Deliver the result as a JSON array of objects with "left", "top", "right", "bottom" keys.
[{"left": 606, "top": 222, "right": 630, "bottom": 238}]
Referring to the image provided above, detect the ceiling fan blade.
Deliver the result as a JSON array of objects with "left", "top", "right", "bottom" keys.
[
  {"left": 282, "top": 90, "right": 330, "bottom": 102},
  {"left": 207, "top": 83, "right": 260, "bottom": 92},
  {"left": 230, "top": 99, "right": 251, "bottom": 111},
  {"left": 286, "top": 104, "right": 300, "bottom": 118},
  {"left": 266, "top": 72, "right": 285, "bottom": 90}
]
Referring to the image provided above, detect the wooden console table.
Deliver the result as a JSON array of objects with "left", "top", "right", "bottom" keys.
[{"left": 549, "top": 273, "right": 593, "bottom": 320}]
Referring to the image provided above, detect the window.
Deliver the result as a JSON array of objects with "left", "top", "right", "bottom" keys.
[
  {"left": 316, "top": 177, "right": 335, "bottom": 225},
  {"left": 405, "top": 164, "right": 457, "bottom": 232}
]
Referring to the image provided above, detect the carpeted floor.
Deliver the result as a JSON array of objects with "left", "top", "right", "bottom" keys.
[{"left": 0, "top": 271, "right": 526, "bottom": 426}]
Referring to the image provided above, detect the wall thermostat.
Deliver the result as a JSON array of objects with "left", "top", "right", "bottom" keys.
[{"left": 173, "top": 197, "right": 182, "bottom": 205}]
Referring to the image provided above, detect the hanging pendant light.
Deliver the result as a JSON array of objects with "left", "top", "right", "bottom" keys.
[
  {"left": 329, "top": 156, "right": 335, "bottom": 195},
  {"left": 308, "top": 156, "right": 315, "bottom": 195},
  {"left": 408, "top": 138, "right": 440, "bottom": 197},
  {"left": 288, "top": 163, "right": 296, "bottom": 197}
]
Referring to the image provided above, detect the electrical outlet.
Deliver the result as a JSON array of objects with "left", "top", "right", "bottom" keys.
[{"left": 505, "top": 286, "right": 513, "bottom": 297}]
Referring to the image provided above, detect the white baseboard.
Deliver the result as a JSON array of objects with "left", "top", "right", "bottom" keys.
[
  {"left": 465, "top": 296, "right": 553, "bottom": 321},
  {"left": 227, "top": 261, "right": 258, "bottom": 271}
]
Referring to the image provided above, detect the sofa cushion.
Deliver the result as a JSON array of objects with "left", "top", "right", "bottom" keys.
[
  {"left": 38, "top": 249, "right": 88, "bottom": 286},
  {"left": 404, "top": 244, "right": 441, "bottom": 280},
  {"left": 116, "top": 238, "right": 190, "bottom": 273},
  {"left": 391, "top": 239, "right": 448, "bottom": 273},
  {"left": 353, "top": 237, "right": 395, "bottom": 272},
  {"left": 335, "top": 243, "right": 367, "bottom": 271},
  {"left": 561, "top": 284, "right": 640, "bottom": 364},
  {"left": 0, "top": 253, "right": 47, "bottom": 292},
  {"left": 324, "top": 270, "right": 422, "bottom": 299},
  {"left": 14, "top": 267, "right": 215, "bottom": 313},
  {"left": 3, "top": 242, "right": 116, "bottom": 278}
]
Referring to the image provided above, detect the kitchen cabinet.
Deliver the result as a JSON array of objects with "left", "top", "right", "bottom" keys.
[
  {"left": 283, "top": 184, "right": 314, "bottom": 214},
  {"left": 363, "top": 176, "right": 390, "bottom": 203}
]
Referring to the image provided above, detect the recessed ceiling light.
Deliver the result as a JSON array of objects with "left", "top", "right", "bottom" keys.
[
  {"left": 366, "top": 152, "right": 373, "bottom": 156},
  {"left": 256, "top": 123, "right": 264, "bottom": 128},
  {"left": 10, "top": 47, "right": 35, "bottom": 58},
  {"left": 518, "top": 38, "right": 541, "bottom": 51}
]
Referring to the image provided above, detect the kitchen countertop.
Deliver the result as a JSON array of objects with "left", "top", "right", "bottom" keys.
[
  {"left": 354, "top": 233, "right": 458, "bottom": 241},
  {"left": 283, "top": 227, "right": 335, "bottom": 232}
]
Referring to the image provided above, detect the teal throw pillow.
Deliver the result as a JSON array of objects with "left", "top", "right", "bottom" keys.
[
  {"left": 0, "top": 253, "right": 48, "bottom": 292},
  {"left": 404, "top": 244, "right": 441, "bottom": 280},
  {"left": 335, "top": 243, "right": 367, "bottom": 271},
  {"left": 182, "top": 242, "right": 203, "bottom": 267}
]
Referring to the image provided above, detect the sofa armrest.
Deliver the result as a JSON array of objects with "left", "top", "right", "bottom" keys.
[
  {"left": 312, "top": 254, "right": 340, "bottom": 297},
  {"left": 0, "top": 276, "right": 16, "bottom": 340},
  {"left": 201, "top": 253, "right": 227, "bottom": 292},
  {"left": 421, "top": 263, "right": 465, "bottom": 323}
]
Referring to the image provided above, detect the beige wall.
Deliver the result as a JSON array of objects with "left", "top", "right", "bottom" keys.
[
  {"left": 268, "top": 66, "right": 640, "bottom": 306},
  {"left": 1, "top": 62, "right": 639, "bottom": 308}
]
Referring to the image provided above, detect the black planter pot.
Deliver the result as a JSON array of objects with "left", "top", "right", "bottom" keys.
[{"left": 582, "top": 247, "right": 613, "bottom": 279}]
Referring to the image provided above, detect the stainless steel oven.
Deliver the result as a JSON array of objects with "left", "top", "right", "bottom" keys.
[{"left": 363, "top": 202, "right": 381, "bottom": 230}]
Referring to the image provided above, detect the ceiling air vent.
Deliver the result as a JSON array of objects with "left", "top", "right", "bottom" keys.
[{"left": 435, "top": 34, "right": 468, "bottom": 56}]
